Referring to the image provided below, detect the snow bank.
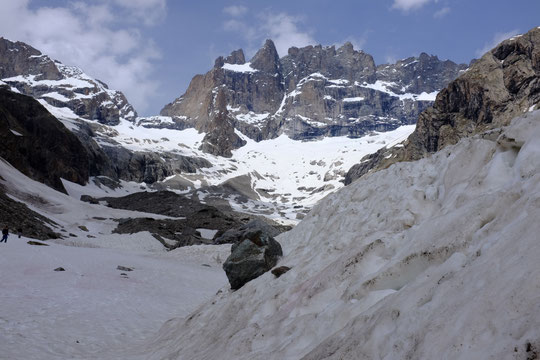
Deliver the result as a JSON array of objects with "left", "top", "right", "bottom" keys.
[{"left": 139, "top": 111, "right": 540, "bottom": 359}]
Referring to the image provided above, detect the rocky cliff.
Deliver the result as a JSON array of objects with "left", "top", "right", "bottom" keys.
[
  {"left": 345, "top": 26, "right": 540, "bottom": 184},
  {"left": 0, "top": 87, "right": 90, "bottom": 192},
  {"left": 160, "top": 40, "right": 467, "bottom": 152},
  {"left": 199, "top": 89, "right": 247, "bottom": 157},
  {"left": 0, "top": 37, "right": 137, "bottom": 125}
]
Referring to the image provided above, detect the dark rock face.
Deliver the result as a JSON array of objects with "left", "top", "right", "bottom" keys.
[
  {"left": 223, "top": 230, "right": 283, "bottom": 289},
  {"left": 0, "top": 38, "right": 62, "bottom": 80},
  {"left": 0, "top": 37, "right": 137, "bottom": 125},
  {"left": 101, "top": 145, "right": 211, "bottom": 184},
  {"left": 345, "top": 26, "right": 540, "bottom": 184},
  {"left": 199, "top": 89, "right": 246, "bottom": 157},
  {"left": 160, "top": 39, "right": 466, "bottom": 154},
  {"left": 0, "top": 88, "right": 90, "bottom": 192},
  {"left": 281, "top": 42, "right": 376, "bottom": 91}
]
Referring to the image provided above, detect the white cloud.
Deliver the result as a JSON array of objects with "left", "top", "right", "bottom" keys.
[
  {"left": 222, "top": 11, "right": 315, "bottom": 57},
  {"left": 261, "top": 13, "right": 316, "bottom": 56},
  {"left": 433, "top": 6, "right": 450, "bottom": 18},
  {"left": 385, "top": 55, "right": 398, "bottom": 64},
  {"left": 0, "top": 0, "right": 164, "bottom": 113},
  {"left": 341, "top": 33, "right": 369, "bottom": 51},
  {"left": 112, "top": 0, "right": 167, "bottom": 25},
  {"left": 392, "top": 0, "right": 433, "bottom": 12},
  {"left": 223, "top": 5, "right": 248, "bottom": 17},
  {"left": 476, "top": 30, "right": 520, "bottom": 57}
]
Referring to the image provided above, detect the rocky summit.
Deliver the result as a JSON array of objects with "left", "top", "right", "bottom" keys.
[
  {"left": 0, "top": 37, "right": 136, "bottom": 125},
  {"left": 159, "top": 39, "right": 467, "bottom": 155}
]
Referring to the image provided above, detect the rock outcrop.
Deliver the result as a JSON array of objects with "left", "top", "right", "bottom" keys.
[
  {"left": 81, "top": 191, "right": 245, "bottom": 248},
  {"left": 222, "top": 229, "right": 283, "bottom": 290},
  {"left": 345, "top": 26, "right": 540, "bottom": 184},
  {"left": 0, "top": 37, "right": 137, "bottom": 125},
  {"left": 199, "top": 89, "right": 246, "bottom": 157},
  {"left": 160, "top": 39, "right": 466, "bottom": 153},
  {"left": 0, "top": 88, "right": 90, "bottom": 192}
]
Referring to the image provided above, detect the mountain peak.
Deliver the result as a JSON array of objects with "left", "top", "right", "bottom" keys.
[
  {"left": 340, "top": 41, "right": 355, "bottom": 52},
  {"left": 0, "top": 38, "right": 138, "bottom": 124},
  {"left": 0, "top": 37, "right": 61, "bottom": 80},
  {"left": 250, "top": 39, "right": 280, "bottom": 73},
  {"left": 225, "top": 49, "right": 245, "bottom": 65}
]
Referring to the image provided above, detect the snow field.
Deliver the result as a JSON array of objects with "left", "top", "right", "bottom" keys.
[
  {"left": 0, "top": 238, "right": 228, "bottom": 360},
  {"left": 0, "top": 152, "right": 234, "bottom": 359}
]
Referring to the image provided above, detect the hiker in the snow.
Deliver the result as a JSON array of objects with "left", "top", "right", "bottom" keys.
[
  {"left": 1, "top": 226, "right": 8, "bottom": 243},
  {"left": 17, "top": 228, "right": 22, "bottom": 238}
]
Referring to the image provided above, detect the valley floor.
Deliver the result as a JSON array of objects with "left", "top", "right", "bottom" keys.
[{"left": 0, "top": 238, "right": 229, "bottom": 359}]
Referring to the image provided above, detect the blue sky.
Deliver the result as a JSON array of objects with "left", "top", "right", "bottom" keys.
[{"left": 1, "top": 0, "right": 539, "bottom": 116}]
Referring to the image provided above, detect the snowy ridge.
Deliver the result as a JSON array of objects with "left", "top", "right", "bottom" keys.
[
  {"left": 359, "top": 80, "right": 438, "bottom": 101},
  {"left": 138, "top": 111, "right": 540, "bottom": 359},
  {"left": 0, "top": 41, "right": 137, "bottom": 123}
]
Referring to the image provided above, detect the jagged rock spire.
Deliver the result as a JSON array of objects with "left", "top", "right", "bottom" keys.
[{"left": 250, "top": 39, "right": 281, "bottom": 73}]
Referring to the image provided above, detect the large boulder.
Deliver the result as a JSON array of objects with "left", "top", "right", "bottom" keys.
[
  {"left": 214, "top": 218, "right": 281, "bottom": 245},
  {"left": 223, "top": 230, "right": 283, "bottom": 290}
]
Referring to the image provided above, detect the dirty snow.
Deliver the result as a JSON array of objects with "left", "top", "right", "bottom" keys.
[{"left": 135, "top": 111, "right": 540, "bottom": 359}]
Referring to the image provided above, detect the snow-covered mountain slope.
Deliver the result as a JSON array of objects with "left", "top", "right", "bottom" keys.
[
  {"left": 136, "top": 111, "right": 540, "bottom": 360},
  {"left": 0, "top": 37, "right": 136, "bottom": 125},
  {"left": 41, "top": 100, "right": 414, "bottom": 224}
]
